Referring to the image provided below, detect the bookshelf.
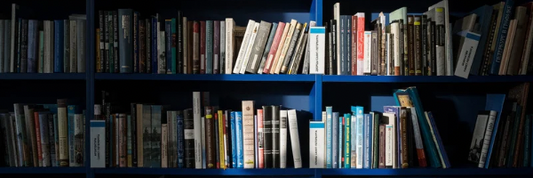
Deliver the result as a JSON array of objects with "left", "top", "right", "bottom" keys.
[{"left": 0, "top": 0, "right": 531, "bottom": 177}]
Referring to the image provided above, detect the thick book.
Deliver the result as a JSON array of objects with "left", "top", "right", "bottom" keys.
[
  {"left": 192, "top": 92, "right": 202, "bottom": 168},
  {"left": 309, "top": 121, "right": 325, "bottom": 168},
  {"left": 183, "top": 109, "right": 195, "bottom": 168},
  {"left": 288, "top": 109, "right": 302, "bottom": 168},
  {"left": 118, "top": 9, "right": 133, "bottom": 73},
  {"left": 205, "top": 108, "right": 215, "bottom": 168},
  {"left": 279, "top": 110, "right": 287, "bottom": 168},
  {"left": 271, "top": 105, "right": 280, "bottom": 168},
  {"left": 242, "top": 101, "right": 255, "bottom": 168},
  {"left": 263, "top": 106, "right": 272, "bottom": 168}
]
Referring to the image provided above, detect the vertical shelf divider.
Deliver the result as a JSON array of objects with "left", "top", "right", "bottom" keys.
[{"left": 86, "top": 0, "right": 95, "bottom": 177}]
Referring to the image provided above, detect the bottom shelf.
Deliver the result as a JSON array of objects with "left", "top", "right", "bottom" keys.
[
  {"left": 0, "top": 167, "right": 86, "bottom": 174},
  {"left": 93, "top": 168, "right": 316, "bottom": 176},
  {"left": 319, "top": 168, "right": 533, "bottom": 176},
  {"left": 92, "top": 167, "right": 533, "bottom": 176}
]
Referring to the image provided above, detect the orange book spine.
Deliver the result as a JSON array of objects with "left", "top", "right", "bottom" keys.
[{"left": 356, "top": 13, "right": 365, "bottom": 75}]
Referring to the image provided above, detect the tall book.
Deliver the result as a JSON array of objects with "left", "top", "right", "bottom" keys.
[
  {"left": 118, "top": 9, "right": 133, "bottom": 73},
  {"left": 242, "top": 100, "right": 255, "bottom": 168}
]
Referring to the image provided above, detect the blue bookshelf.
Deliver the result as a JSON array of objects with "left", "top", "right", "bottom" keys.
[
  {"left": 95, "top": 73, "right": 316, "bottom": 82},
  {"left": 0, "top": 73, "right": 85, "bottom": 80},
  {"left": 1, "top": 0, "right": 532, "bottom": 177}
]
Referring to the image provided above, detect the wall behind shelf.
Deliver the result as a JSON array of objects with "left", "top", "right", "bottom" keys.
[{"left": 0, "top": 0, "right": 86, "bottom": 20}]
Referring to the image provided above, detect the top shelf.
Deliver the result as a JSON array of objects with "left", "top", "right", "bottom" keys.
[{"left": 322, "top": 75, "right": 533, "bottom": 83}]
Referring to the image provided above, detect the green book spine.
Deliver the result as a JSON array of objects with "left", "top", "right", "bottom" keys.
[{"left": 344, "top": 113, "right": 351, "bottom": 168}]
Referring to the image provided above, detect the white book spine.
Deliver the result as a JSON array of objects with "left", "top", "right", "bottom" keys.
[
  {"left": 241, "top": 100, "right": 255, "bottom": 169},
  {"left": 225, "top": 18, "right": 234, "bottom": 74},
  {"left": 309, "top": 27, "right": 325, "bottom": 74},
  {"left": 192, "top": 92, "right": 203, "bottom": 169},
  {"left": 233, "top": 20, "right": 255, "bottom": 74},
  {"left": 363, "top": 31, "right": 372, "bottom": 74},
  {"left": 478, "top": 111, "right": 497, "bottom": 168},
  {"left": 385, "top": 125, "right": 393, "bottom": 167},
  {"left": 240, "top": 22, "right": 260, "bottom": 74},
  {"left": 454, "top": 31, "right": 480, "bottom": 79},
  {"left": 280, "top": 110, "right": 288, "bottom": 168},
  {"left": 288, "top": 110, "right": 302, "bottom": 168},
  {"left": 309, "top": 121, "right": 325, "bottom": 168},
  {"left": 350, "top": 115, "right": 356, "bottom": 168},
  {"left": 90, "top": 120, "right": 105, "bottom": 168}
]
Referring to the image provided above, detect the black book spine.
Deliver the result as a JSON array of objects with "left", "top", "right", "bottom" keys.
[
  {"left": 224, "top": 110, "right": 231, "bottom": 168},
  {"left": 113, "top": 11, "right": 119, "bottom": 73},
  {"left": 98, "top": 10, "right": 105, "bottom": 73},
  {"left": 421, "top": 15, "right": 428, "bottom": 76},
  {"left": 177, "top": 110, "right": 184, "bottom": 168},
  {"left": 131, "top": 103, "right": 137, "bottom": 167},
  {"left": 206, "top": 107, "right": 215, "bottom": 168},
  {"left": 133, "top": 12, "right": 138, "bottom": 73},
  {"left": 406, "top": 109, "right": 415, "bottom": 167},
  {"left": 272, "top": 105, "right": 280, "bottom": 168},
  {"left": 146, "top": 19, "right": 151, "bottom": 74},
  {"left": 104, "top": 12, "right": 109, "bottom": 73},
  {"left": 430, "top": 21, "right": 437, "bottom": 76},
  {"left": 20, "top": 19, "right": 27, "bottom": 73},
  {"left": 177, "top": 11, "right": 183, "bottom": 74},
  {"left": 183, "top": 109, "right": 195, "bottom": 168},
  {"left": 330, "top": 20, "right": 337, "bottom": 75},
  {"left": 262, "top": 106, "right": 272, "bottom": 168}
]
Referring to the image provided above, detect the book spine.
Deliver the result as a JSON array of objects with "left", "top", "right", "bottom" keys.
[
  {"left": 219, "top": 21, "right": 224, "bottom": 74},
  {"left": 400, "top": 109, "right": 409, "bottom": 168},
  {"left": 218, "top": 111, "right": 225, "bottom": 169},
  {"left": 326, "top": 106, "right": 333, "bottom": 168},
  {"left": 127, "top": 115, "right": 132, "bottom": 167},
  {"left": 112, "top": 12, "right": 118, "bottom": 73},
  {"left": 344, "top": 114, "right": 351, "bottom": 168},
  {"left": 118, "top": 9, "right": 133, "bottom": 73},
  {"left": 200, "top": 21, "right": 206, "bottom": 74},
  {"left": 48, "top": 114, "right": 57, "bottom": 166},
  {"left": 257, "top": 109, "right": 264, "bottom": 168},
  {"left": 35, "top": 111, "right": 42, "bottom": 166},
  {"left": 118, "top": 114, "right": 125, "bottom": 167},
  {"left": 205, "top": 20, "right": 213, "bottom": 74},
  {"left": 242, "top": 101, "right": 255, "bottom": 168},
  {"left": 177, "top": 111, "right": 184, "bottom": 168},
  {"left": 490, "top": 2, "right": 514, "bottom": 75},
  {"left": 205, "top": 109, "right": 214, "bottom": 168},
  {"left": 279, "top": 110, "right": 287, "bottom": 168},
  {"left": 139, "top": 20, "right": 146, "bottom": 73},
  {"left": 263, "top": 22, "right": 285, "bottom": 74},
  {"left": 192, "top": 92, "right": 203, "bottom": 168},
  {"left": 40, "top": 113, "right": 51, "bottom": 167},
  {"left": 309, "top": 121, "right": 325, "bottom": 168},
  {"left": 27, "top": 20, "right": 37, "bottom": 73},
  {"left": 165, "top": 19, "right": 171, "bottom": 74},
  {"left": 230, "top": 112, "right": 237, "bottom": 168},
  {"left": 161, "top": 123, "right": 168, "bottom": 168},
  {"left": 213, "top": 21, "right": 220, "bottom": 74},
  {"left": 158, "top": 30, "right": 166, "bottom": 74},
  {"left": 177, "top": 12, "right": 183, "bottom": 74},
  {"left": 57, "top": 100, "right": 68, "bottom": 167},
  {"left": 132, "top": 13, "right": 138, "bottom": 73},
  {"left": 171, "top": 18, "right": 177, "bottom": 74},
  {"left": 152, "top": 17, "right": 158, "bottom": 73},
  {"left": 236, "top": 112, "right": 243, "bottom": 168},
  {"left": 192, "top": 22, "right": 199, "bottom": 74}
]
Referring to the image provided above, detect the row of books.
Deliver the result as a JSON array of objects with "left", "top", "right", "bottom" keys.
[
  {"left": 96, "top": 9, "right": 314, "bottom": 75},
  {"left": 469, "top": 83, "right": 530, "bottom": 168},
  {"left": 0, "top": 101, "right": 85, "bottom": 167},
  {"left": 322, "top": 0, "right": 533, "bottom": 78},
  {"left": 0, "top": 4, "right": 87, "bottom": 74},
  {"left": 89, "top": 91, "right": 303, "bottom": 168},
  {"left": 309, "top": 87, "right": 450, "bottom": 169}
]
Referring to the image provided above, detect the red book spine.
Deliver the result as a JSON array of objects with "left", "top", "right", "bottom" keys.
[
  {"left": 356, "top": 14, "right": 365, "bottom": 75},
  {"left": 214, "top": 21, "right": 220, "bottom": 74},
  {"left": 193, "top": 22, "right": 200, "bottom": 74},
  {"left": 257, "top": 109, "right": 264, "bottom": 168},
  {"left": 351, "top": 15, "right": 358, "bottom": 75},
  {"left": 200, "top": 21, "right": 206, "bottom": 74},
  {"left": 263, "top": 22, "right": 285, "bottom": 74},
  {"left": 34, "top": 112, "right": 42, "bottom": 166}
]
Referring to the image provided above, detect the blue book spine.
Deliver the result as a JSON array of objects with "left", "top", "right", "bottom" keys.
[
  {"left": 344, "top": 113, "right": 351, "bottom": 168},
  {"left": 53, "top": 114, "right": 59, "bottom": 167},
  {"left": 53, "top": 20, "right": 64, "bottom": 73},
  {"left": 337, "top": 113, "right": 343, "bottom": 168},
  {"left": 231, "top": 111, "right": 237, "bottom": 168},
  {"left": 325, "top": 106, "right": 333, "bottom": 168},
  {"left": 27, "top": 20, "right": 36, "bottom": 73},
  {"left": 118, "top": 9, "right": 133, "bottom": 73},
  {"left": 152, "top": 17, "right": 158, "bottom": 73},
  {"left": 490, "top": 0, "right": 514, "bottom": 75},
  {"left": 205, "top": 20, "right": 213, "bottom": 74},
  {"left": 355, "top": 106, "right": 364, "bottom": 168},
  {"left": 236, "top": 111, "right": 243, "bottom": 168},
  {"left": 363, "top": 114, "right": 371, "bottom": 169},
  {"left": 177, "top": 112, "right": 184, "bottom": 168},
  {"left": 332, "top": 112, "right": 339, "bottom": 168}
]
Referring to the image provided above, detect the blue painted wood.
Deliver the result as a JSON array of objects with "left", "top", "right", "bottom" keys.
[
  {"left": 323, "top": 75, "right": 533, "bottom": 83},
  {"left": 320, "top": 168, "right": 533, "bottom": 176},
  {"left": 0, "top": 73, "right": 85, "bottom": 80},
  {"left": 0, "top": 167, "right": 86, "bottom": 174},
  {"left": 93, "top": 168, "right": 316, "bottom": 176},
  {"left": 95, "top": 73, "right": 316, "bottom": 82}
]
